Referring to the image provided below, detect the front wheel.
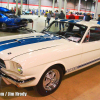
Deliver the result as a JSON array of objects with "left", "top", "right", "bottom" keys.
[
  {"left": 1, "top": 23, "right": 7, "bottom": 31},
  {"left": 36, "top": 65, "right": 63, "bottom": 96}
]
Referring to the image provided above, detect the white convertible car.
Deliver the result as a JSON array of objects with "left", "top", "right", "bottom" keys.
[{"left": 0, "top": 19, "right": 100, "bottom": 96}]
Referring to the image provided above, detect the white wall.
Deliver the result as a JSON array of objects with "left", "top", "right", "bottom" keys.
[{"left": 96, "top": 2, "right": 100, "bottom": 19}]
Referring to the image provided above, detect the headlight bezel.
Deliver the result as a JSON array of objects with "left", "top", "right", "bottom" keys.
[
  {"left": 17, "top": 65, "right": 23, "bottom": 74},
  {"left": 13, "top": 62, "right": 23, "bottom": 74}
]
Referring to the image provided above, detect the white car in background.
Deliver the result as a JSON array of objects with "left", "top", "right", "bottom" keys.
[{"left": 0, "top": 20, "right": 100, "bottom": 96}]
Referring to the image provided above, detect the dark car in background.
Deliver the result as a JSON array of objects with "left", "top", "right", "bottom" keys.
[{"left": 0, "top": 7, "right": 28, "bottom": 31}]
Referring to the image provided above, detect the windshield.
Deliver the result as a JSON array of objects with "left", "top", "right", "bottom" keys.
[{"left": 42, "top": 21, "right": 87, "bottom": 43}]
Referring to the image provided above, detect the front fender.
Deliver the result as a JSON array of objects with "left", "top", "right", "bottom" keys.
[{"left": 22, "top": 60, "right": 66, "bottom": 86}]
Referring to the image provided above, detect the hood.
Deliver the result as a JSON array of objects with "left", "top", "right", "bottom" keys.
[
  {"left": 0, "top": 7, "right": 10, "bottom": 13},
  {"left": 6, "top": 18, "right": 21, "bottom": 23},
  {"left": 0, "top": 33, "right": 66, "bottom": 60}
]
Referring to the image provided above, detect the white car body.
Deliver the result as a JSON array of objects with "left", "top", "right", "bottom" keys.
[{"left": 0, "top": 20, "right": 100, "bottom": 95}]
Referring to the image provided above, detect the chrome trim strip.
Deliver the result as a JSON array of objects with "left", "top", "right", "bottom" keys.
[{"left": 0, "top": 70, "right": 35, "bottom": 83}]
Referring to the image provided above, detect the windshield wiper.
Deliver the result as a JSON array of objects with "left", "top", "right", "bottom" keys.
[
  {"left": 54, "top": 34, "right": 66, "bottom": 39},
  {"left": 42, "top": 31, "right": 67, "bottom": 39},
  {"left": 43, "top": 31, "right": 49, "bottom": 34}
]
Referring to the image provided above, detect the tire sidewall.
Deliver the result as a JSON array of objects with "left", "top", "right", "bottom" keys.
[{"left": 36, "top": 65, "right": 63, "bottom": 96}]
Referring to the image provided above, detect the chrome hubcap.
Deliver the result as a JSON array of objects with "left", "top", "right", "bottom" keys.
[
  {"left": 43, "top": 69, "right": 60, "bottom": 91},
  {"left": 2, "top": 23, "right": 6, "bottom": 29}
]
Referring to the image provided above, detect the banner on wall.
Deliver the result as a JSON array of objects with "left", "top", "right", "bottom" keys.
[{"left": 13, "top": 0, "right": 27, "bottom": 4}]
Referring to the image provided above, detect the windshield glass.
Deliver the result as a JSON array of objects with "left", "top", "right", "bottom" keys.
[{"left": 42, "top": 21, "right": 87, "bottom": 43}]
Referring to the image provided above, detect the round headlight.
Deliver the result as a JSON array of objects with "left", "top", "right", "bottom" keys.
[{"left": 17, "top": 64, "right": 23, "bottom": 74}]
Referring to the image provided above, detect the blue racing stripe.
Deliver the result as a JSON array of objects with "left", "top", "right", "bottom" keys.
[
  {"left": 68, "top": 20, "right": 82, "bottom": 23},
  {"left": 77, "top": 58, "right": 100, "bottom": 68},
  {"left": 0, "top": 34, "right": 61, "bottom": 51},
  {"left": 0, "top": 36, "right": 35, "bottom": 45},
  {"left": 60, "top": 19, "right": 68, "bottom": 21},
  {"left": 66, "top": 57, "right": 100, "bottom": 73},
  {"left": 60, "top": 19, "right": 82, "bottom": 23}
]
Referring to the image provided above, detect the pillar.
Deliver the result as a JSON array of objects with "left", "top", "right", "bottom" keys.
[
  {"left": 27, "top": 0, "right": 29, "bottom": 10},
  {"left": 21, "top": 0, "right": 23, "bottom": 14},
  {"left": 7, "top": 0, "right": 9, "bottom": 9},
  {"left": 16, "top": 0, "right": 18, "bottom": 15},
  {"left": 59, "top": 0, "right": 62, "bottom": 13},
  {"left": 78, "top": 0, "right": 81, "bottom": 12},
  {"left": 94, "top": 0, "right": 98, "bottom": 19},
  {"left": 52, "top": 0, "right": 55, "bottom": 13},
  {"left": 38, "top": 0, "right": 41, "bottom": 17},
  {"left": 64, "top": 0, "right": 67, "bottom": 19}
]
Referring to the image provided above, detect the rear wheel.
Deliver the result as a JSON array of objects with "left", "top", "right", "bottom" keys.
[
  {"left": 36, "top": 65, "right": 63, "bottom": 96},
  {"left": 1, "top": 23, "right": 7, "bottom": 31}
]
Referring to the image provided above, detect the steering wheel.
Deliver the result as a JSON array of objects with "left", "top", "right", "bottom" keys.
[
  {"left": 64, "top": 32, "right": 75, "bottom": 38},
  {"left": 74, "top": 33, "right": 81, "bottom": 37}
]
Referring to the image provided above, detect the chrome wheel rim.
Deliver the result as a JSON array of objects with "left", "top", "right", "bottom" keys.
[
  {"left": 2, "top": 23, "right": 6, "bottom": 29},
  {"left": 43, "top": 69, "right": 60, "bottom": 91}
]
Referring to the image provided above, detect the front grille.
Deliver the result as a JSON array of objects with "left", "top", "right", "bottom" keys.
[
  {"left": 15, "top": 20, "right": 27, "bottom": 25},
  {"left": 0, "top": 59, "right": 6, "bottom": 68}
]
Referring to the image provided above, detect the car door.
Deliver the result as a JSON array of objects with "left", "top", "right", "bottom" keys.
[{"left": 81, "top": 26, "right": 100, "bottom": 66}]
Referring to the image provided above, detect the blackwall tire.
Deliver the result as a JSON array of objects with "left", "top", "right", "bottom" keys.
[{"left": 36, "top": 65, "right": 63, "bottom": 96}]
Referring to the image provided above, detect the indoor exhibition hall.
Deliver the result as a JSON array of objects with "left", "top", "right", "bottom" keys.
[{"left": 0, "top": 0, "right": 100, "bottom": 100}]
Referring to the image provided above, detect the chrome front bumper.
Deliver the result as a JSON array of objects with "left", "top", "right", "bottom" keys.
[{"left": 0, "top": 70, "right": 35, "bottom": 84}]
